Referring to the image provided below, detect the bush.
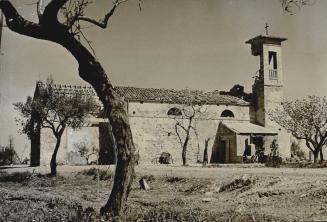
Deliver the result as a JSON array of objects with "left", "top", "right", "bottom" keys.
[
  {"left": 219, "top": 175, "right": 257, "bottom": 192},
  {"left": 265, "top": 156, "right": 282, "bottom": 168},
  {"left": 0, "top": 146, "right": 17, "bottom": 166},
  {"left": 0, "top": 171, "right": 32, "bottom": 183}
]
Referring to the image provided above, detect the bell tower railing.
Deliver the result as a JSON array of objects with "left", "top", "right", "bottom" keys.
[{"left": 269, "top": 69, "right": 278, "bottom": 80}]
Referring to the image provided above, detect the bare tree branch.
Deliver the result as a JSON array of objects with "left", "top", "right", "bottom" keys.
[
  {"left": 174, "top": 124, "right": 183, "bottom": 148},
  {"left": 281, "top": 0, "right": 314, "bottom": 14},
  {"left": 0, "top": 1, "right": 45, "bottom": 39},
  {"left": 69, "top": 0, "right": 129, "bottom": 29}
]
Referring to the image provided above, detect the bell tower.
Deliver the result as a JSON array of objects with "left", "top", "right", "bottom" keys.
[
  {"left": 246, "top": 34, "right": 291, "bottom": 158},
  {"left": 246, "top": 35, "right": 287, "bottom": 126}
]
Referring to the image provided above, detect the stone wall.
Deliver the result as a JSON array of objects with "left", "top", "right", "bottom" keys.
[
  {"left": 128, "top": 102, "right": 250, "bottom": 165},
  {"left": 127, "top": 102, "right": 250, "bottom": 121},
  {"left": 38, "top": 102, "right": 251, "bottom": 166}
]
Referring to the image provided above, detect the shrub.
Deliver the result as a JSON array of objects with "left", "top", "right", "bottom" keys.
[
  {"left": 0, "top": 171, "right": 32, "bottom": 183},
  {"left": 219, "top": 175, "right": 257, "bottom": 192},
  {"left": 78, "top": 167, "right": 112, "bottom": 180},
  {"left": 265, "top": 156, "right": 282, "bottom": 168},
  {"left": 0, "top": 146, "right": 17, "bottom": 166}
]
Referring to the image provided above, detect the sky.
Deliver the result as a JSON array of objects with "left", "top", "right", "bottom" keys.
[{"left": 0, "top": 0, "right": 327, "bottom": 157}]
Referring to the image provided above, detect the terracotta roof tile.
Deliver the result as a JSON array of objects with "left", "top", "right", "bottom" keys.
[{"left": 35, "top": 81, "right": 248, "bottom": 106}]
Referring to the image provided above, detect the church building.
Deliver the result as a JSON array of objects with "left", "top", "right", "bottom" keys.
[{"left": 30, "top": 34, "right": 291, "bottom": 166}]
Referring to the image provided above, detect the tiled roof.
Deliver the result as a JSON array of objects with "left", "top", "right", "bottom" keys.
[
  {"left": 115, "top": 86, "right": 248, "bottom": 106},
  {"left": 221, "top": 121, "right": 277, "bottom": 135},
  {"left": 35, "top": 82, "right": 249, "bottom": 106},
  {"left": 36, "top": 81, "right": 96, "bottom": 96}
]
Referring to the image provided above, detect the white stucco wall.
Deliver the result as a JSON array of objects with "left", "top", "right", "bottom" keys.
[{"left": 40, "top": 126, "right": 99, "bottom": 166}]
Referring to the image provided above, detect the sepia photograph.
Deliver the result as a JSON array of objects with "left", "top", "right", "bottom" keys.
[{"left": 0, "top": 0, "right": 327, "bottom": 221}]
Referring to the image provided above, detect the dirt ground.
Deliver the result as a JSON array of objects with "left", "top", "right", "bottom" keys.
[{"left": 1, "top": 164, "right": 327, "bottom": 221}]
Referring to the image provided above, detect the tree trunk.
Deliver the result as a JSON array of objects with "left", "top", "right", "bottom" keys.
[
  {"left": 54, "top": 28, "right": 135, "bottom": 217},
  {"left": 313, "top": 150, "right": 319, "bottom": 163},
  {"left": 182, "top": 134, "right": 190, "bottom": 166},
  {"left": 50, "top": 135, "right": 62, "bottom": 176},
  {"left": 203, "top": 138, "right": 209, "bottom": 167},
  {"left": 0, "top": 3, "right": 136, "bottom": 217},
  {"left": 30, "top": 110, "right": 41, "bottom": 166}
]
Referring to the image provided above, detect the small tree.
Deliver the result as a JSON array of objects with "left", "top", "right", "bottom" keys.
[
  {"left": 0, "top": 135, "right": 20, "bottom": 166},
  {"left": 168, "top": 90, "right": 207, "bottom": 166},
  {"left": 14, "top": 81, "right": 98, "bottom": 175},
  {"left": 75, "top": 141, "right": 98, "bottom": 165},
  {"left": 269, "top": 96, "right": 327, "bottom": 163}
]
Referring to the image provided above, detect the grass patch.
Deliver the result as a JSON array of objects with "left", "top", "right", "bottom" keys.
[
  {"left": 0, "top": 171, "right": 33, "bottom": 183},
  {"left": 77, "top": 167, "right": 112, "bottom": 180},
  {"left": 165, "top": 176, "right": 186, "bottom": 183},
  {"left": 282, "top": 161, "right": 327, "bottom": 168},
  {"left": 0, "top": 171, "right": 65, "bottom": 187}
]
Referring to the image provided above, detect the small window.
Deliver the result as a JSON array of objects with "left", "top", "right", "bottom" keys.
[
  {"left": 167, "top": 107, "right": 182, "bottom": 116},
  {"left": 221, "top": 110, "right": 234, "bottom": 118}
]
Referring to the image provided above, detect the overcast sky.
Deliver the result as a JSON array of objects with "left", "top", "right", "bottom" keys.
[{"left": 1, "top": 0, "right": 326, "bottom": 157}]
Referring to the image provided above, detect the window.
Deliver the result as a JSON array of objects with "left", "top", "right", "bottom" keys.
[
  {"left": 269, "top": 51, "right": 277, "bottom": 69},
  {"left": 167, "top": 107, "right": 182, "bottom": 116},
  {"left": 220, "top": 110, "right": 234, "bottom": 118},
  {"left": 269, "top": 51, "right": 278, "bottom": 80}
]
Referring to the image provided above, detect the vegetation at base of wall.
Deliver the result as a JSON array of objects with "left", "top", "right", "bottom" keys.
[
  {"left": 0, "top": 171, "right": 66, "bottom": 187},
  {"left": 281, "top": 161, "right": 327, "bottom": 168},
  {"left": 0, "top": 146, "right": 17, "bottom": 166},
  {"left": 0, "top": 136, "right": 23, "bottom": 166},
  {"left": 265, "top": 156, "right": 283, "bottom": 168},
  {"left": 0, "top": 171, "right": 33, "bottom": 183}
]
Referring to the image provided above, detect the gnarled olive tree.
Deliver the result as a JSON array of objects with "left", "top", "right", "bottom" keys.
[{"left": 0, "top": 0, "right": 136, "bottom": 217}]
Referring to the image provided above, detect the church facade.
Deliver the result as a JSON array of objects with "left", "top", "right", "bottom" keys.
[{"left": 30, "top": 34, "right": 291, "bottom": 166}]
